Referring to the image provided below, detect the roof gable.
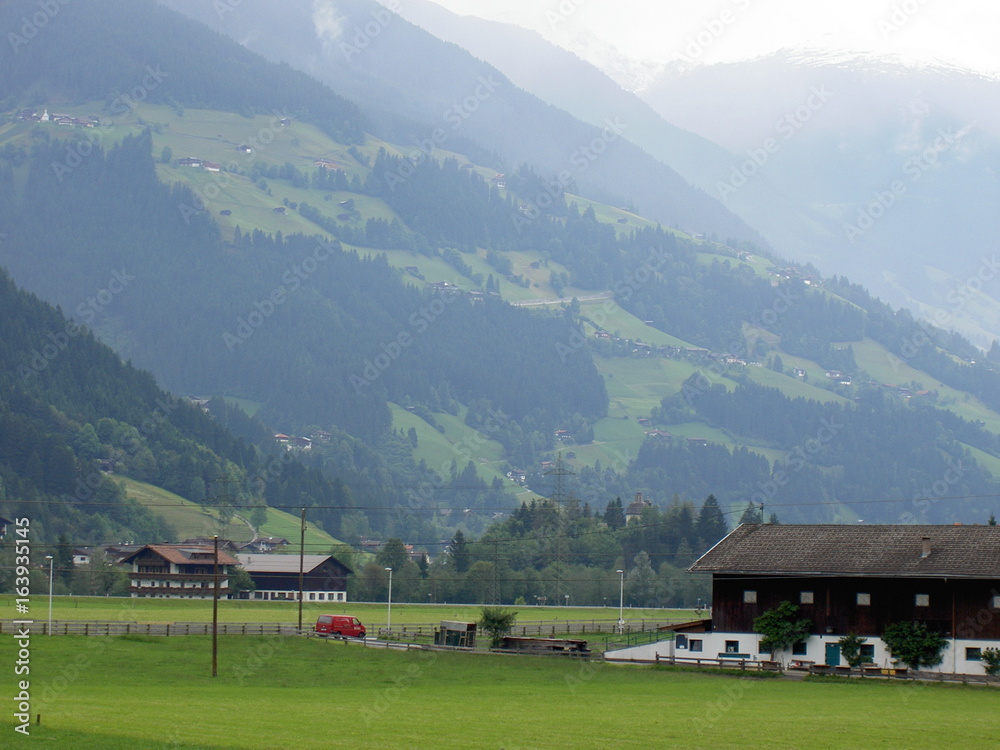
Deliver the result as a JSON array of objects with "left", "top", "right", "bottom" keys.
[{"left": 690, "top": 524, "right": 1000, "bottom": 578}]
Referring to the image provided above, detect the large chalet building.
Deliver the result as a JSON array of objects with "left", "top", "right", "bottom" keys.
[
  {"left": 685, "top": 524, "right": 1000, "bottom": 674},
  {"left": 236, "top": 554, "right": 352, "bottom": 603},
  {"left": 606, "top": 524, "right": 1000, "bottom": 675},
  {"left": 120, "top": 544, "right": 240, "bottom": 599}
]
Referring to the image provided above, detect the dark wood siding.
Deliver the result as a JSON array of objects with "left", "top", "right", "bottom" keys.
[
  {"left": 247, "top": 560, "right": 349, "bottom": 592},
  {"left": 712, "top": 575, "right": 1000, "bottom": 639}
]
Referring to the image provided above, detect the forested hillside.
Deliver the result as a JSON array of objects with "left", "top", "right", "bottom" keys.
[{"left": 0, "top": 266, "right": 352, "bottom": 547}]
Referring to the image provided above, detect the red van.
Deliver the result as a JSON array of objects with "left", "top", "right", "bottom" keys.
[{"left": 315, "top": 614, "right": 366, "bottom": 639}]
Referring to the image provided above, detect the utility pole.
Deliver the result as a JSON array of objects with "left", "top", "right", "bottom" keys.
[
  {"left": 211, "top": 536, "right": 219, "bottom": 677},
  {"left": 544, "top": 453, "right": 575, "bottom": 605},
  {"left": 297, "top": 507, "right": 306, "bottom": 631}
]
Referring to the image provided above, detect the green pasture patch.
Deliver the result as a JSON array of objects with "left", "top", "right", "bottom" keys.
[{"left": 2, "top": 635, "right": 996, "bottom": 749}]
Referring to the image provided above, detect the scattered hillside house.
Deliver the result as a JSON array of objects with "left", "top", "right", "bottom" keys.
[
  {"left": 176, "top": 157, "right": 203, "bottom": 168},
  {"left": 72, "top": 547, "right": 93, "bottom": 566},
  {"left": 180, "top": 537, "right": 241, "bottom": 553},
  {"left": 313, "top": 158, "right": 341, "bottom": 170},
  {"left": 625, "top": 492, "right": 652, "bottom": 524},
  {"left": 686, "top": 437, "right": 709, "bottom": 447},
  {"left": 273, "top": 206, "right": 287, "bottom": 215},
  {"left": 490, "top": 172, "right": 506, "bottom": 189},
  {"left": 287, "top": 436, "right": 312, "bottom": 452},
  {"left": 236, "top": 554, "right": 352, "bottom": 602},
  {"left": 678, "top": 524, "right": 1000, "bottom": 675},
  {"left": 644, "top": 429, "right": 673, "bottom": 440},
  {"left": 203, "top": 161, "right": 222, "bottom": 173},
  {"left": 237, "top": 144, "right": 252, "bottom": 154},
  {"left": 0, "top": 516, "right": 10, "bottom": 540},
  {"left": 100, "top": 543, "right": 144, "bottom": 564},
  {"left": 238, "top": 536, "right": 290, "bottom": 554},
  {"left": 119, "top": 544, "right": 239, "bottom": 599}
]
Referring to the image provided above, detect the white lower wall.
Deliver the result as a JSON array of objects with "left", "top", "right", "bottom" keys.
[{"left": 605, "top": 632, "right": 999, "bottom": 676}]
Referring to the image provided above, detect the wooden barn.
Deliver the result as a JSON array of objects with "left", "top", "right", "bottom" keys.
[
  {"left": 685, "top": 524, "right": 1000, "bottom": 674},
  {"left": 606, "top": 524, "right": 1000, "bottom": 675},
  {"left": 236, "top": 554, "right": 352, "bottom": 603}
]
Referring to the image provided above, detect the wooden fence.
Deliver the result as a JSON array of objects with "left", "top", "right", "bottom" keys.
[
  {"left": 0, "top": 617, "right": 683, "bottom": 640},
  {"left": 0, "top": 620, "right": 298, "bottom": 636}
]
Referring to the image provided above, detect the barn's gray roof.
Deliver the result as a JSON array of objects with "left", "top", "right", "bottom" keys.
[
  {"left": 237, "top": 554, "right": 351, "bottom": 575},
  {"left": 690, "top": 524, "right": 1000, "bottom": 578}
]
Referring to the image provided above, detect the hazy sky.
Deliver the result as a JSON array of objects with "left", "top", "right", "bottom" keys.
[{"left": 424, "top": 0, "right": 1000, "bottom": 75}]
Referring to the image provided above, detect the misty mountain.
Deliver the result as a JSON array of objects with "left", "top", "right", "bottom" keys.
[
  {"left": 640, "top": 52, "right": 1000, "bottom": 348},
  {"left": 156, "top": 0, "right": 765, "bottom": 246}
]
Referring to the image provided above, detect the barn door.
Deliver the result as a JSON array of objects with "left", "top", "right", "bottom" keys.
[{"left": 825, "top": 642, "right": 841, "bottom": 666}]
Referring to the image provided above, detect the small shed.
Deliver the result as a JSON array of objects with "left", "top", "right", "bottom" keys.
[{"left": 434, "top": 620, "right": 477, "bottom": 648}]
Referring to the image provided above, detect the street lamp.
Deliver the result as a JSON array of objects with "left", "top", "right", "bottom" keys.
[
  {"left": 616, "top": 569, "right": 625, "bottom": 635},
  {"left": 385, "top": 567, "right": 393, "bottom": 637},
  {"left": 45, "top": 555, "right": 54, "bottom": 636}
]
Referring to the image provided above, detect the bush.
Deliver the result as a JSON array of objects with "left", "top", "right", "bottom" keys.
[
  {"left": 479, "top": 606, "right": 518, "bottom": 649},
  {"left": 981, "top": 648, "right": 1000, "bottom": 676},
  {"left": 881, "top": 622, "right": 947, "bottom": 670},
  {"left": 837, "top": 633, "right": 868, "bottom": 669}
]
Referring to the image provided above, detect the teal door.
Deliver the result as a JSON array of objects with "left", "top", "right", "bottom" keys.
[{"left": 825, "top": 642, "right": 841, "bottom": 666}]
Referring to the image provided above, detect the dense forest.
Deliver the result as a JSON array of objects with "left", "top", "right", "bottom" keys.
[{"left": 345, "top": 495, "right": 727, "bottom": 608}]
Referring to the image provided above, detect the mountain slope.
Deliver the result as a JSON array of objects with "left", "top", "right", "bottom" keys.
[{"left": 157, "top": 0, "right": 765, "bottom": 245}]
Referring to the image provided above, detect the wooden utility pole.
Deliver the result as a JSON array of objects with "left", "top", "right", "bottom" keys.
[
  {"left": 211, "top": 535, "right": 219, "bottom": 678},
  {"left": 297, "top": 507, "right": 306, "bottom": 631}
]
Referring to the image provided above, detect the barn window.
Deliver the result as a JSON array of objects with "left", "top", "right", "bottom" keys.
[
  {"left": 966, "top": 648, "right": 982, "bottom": 661},
  {"left": 689, "top": 639, "right": 703, "bottom": 652},
  {"left": 915, "top": 594, "right": 930, "bottom": 607},
  {"left": 860, "top": 644, "right": 875, "bottom": 661},
  {"left": 856, "top": 593, "right": 871, "bottom": 606},
  {"left": 743, "top": 590, "right": 757, "bottom": 604},
  {"left": 725, "top": 640, "right": 740, "bottom": 653},
  {"left": 800, "top": 591, "right": 814, "bottom": 605},
  {"left": 792, "top": 642, "right": 808, "bottom": 656},
  {"left": 992, "top": 595, "right": 1000, "bottom": 610}
]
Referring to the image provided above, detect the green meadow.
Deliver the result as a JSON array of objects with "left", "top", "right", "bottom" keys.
[
  {"left": 2, "top": 635, "right": 997, "bottom": 749},
  {"left": 0, "top": 595, "right": 682, "bottom": 627}
]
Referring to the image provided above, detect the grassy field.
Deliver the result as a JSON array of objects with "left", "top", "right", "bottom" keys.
[
  {"left": 120, "top": 478, "right": 344, "bottom": 552},
  {"left": 0, "top": 595, "right": 682, "bottom": 626},
  {"left": 2, "top": 635, "right": 997, "bottom": 749}
]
